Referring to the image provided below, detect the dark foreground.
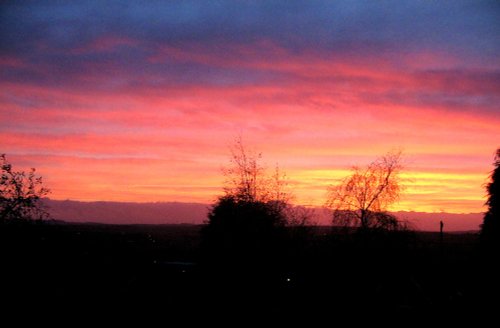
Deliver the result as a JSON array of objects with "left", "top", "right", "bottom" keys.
[{"left": 1, "top": 222, "right": 497, "bottom": 321}]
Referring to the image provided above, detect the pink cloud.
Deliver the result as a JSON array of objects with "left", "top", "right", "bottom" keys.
[{"left": 2, "top": 41, "right": 498, "bottom": 213}]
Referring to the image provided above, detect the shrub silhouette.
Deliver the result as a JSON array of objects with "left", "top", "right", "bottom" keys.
[
  {"left": 1, "top": 154, "right": 50, "bottom": 223},
  {"left": 202, "top": 195, "right": 286, "bottom": 266}
]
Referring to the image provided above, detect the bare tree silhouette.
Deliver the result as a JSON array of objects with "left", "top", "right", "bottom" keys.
[
  {"left": 326, "top": 151, "right": 406, "bottom": 231},
  {"left": 1, "top": 154, "right": 50, "bottom": 223},
  {"left": 222, "top": 136, "right": 290, "bottom": 206}
]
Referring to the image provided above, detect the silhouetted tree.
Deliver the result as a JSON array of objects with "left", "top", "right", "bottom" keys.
[
  {"left": 203, "top": 195, "right": 287, "bottom": 264},
  {"left": 0, "top": 154, "right": 50, "bottom": 223},
  {"left": 222, "top": 136, "right": 290, "bottom": 206},
  {"left": 481, "top": 148, "right": 500, "bottom": 244},
  {"left": 326, "top": 151, "right": 406, "bottom": 231},
  {"left": 203, "top": 138, "right": 308, "bottom": 269}
]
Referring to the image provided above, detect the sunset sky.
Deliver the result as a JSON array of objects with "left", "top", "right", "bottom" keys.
[{"left": 1, "top": 1, "right": 499, "bottom": 214}]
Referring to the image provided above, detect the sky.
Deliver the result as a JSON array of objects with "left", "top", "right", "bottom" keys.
[{"left": 1, "top": 1, "right": 499, "bottom": 214}]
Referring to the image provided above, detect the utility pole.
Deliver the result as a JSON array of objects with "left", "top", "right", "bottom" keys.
[{"left": 439, "top": 220, "right": 444, "bottom": 245}]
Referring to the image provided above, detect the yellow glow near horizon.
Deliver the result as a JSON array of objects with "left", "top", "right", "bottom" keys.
[
  {"left": 286, "top": 169, "right": 487, "bottom": 213},
  {"left": 2, "top": 10, "right": 498, "bottom": 215}
]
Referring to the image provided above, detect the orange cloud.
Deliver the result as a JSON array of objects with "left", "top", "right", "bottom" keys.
[{"left": 2, "top": 42, "right": 498, "bottom": 214}]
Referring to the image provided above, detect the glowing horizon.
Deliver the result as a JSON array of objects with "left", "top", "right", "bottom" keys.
[{"left": 1, "top": 1, "right": 499, "bottom": 214}]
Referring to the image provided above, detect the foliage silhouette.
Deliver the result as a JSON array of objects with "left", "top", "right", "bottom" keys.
[
  {"left": 202, "top": 195, "right": 286, "bottom": 265},
  {"left": 326, "top": 151, "right": 407, "bottom": 231},
  {"left": 0, "top": 154, "right": 50, "bottom": 223},
  {"left": 481, "top": 148, "right": 500, "bottom": 245},
  {"left": 202, "top": 138, "right": 309, "bottom": 274}
]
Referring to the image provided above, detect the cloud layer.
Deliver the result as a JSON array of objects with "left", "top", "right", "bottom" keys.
[{"left": 1, "top": 1, "right": 499, "bottom": 213}]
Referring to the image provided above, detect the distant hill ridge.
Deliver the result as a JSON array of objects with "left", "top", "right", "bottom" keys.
[
  {"left": 42, "top": 199, "right": 483, "bottom": 232},
  {"left": 43, "top": 199, "right": 209, "bottom": 225}
]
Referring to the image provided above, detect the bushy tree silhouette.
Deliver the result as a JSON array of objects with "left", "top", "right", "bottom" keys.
[
  {"left": 202, "top": 138, "right": 303, "bottom": 271},
  {"left": 1, "top": 154, "right": 50, "bottom": 223},
  {"left": 203, "top": 195, "right": 286, "bottom": 264},
  {"left": 326, "top": 151, "right": 406, "bottom": 231},
  {"left": 481, "top": 148, "right": 500, "bottom": 244}
]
